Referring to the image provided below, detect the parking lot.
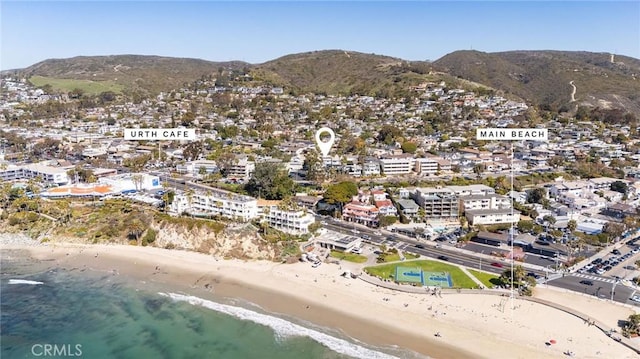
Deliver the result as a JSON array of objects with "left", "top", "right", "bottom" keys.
[{"left": 579, "top": 240, "right": 640, "bottom": 279}]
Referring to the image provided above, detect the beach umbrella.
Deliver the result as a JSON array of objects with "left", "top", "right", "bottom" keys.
[{"left": 549, "top": 339, "right": 557, "bottom": 344}]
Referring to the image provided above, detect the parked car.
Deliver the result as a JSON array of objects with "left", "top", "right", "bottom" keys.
[
  {"left": 630, "top": 295, "right": 640, "bottom": 303},
  {"left": 612, "top": 249, "right": 622, "bottom": 255}
]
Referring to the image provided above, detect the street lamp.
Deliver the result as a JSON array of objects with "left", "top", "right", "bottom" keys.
[
  {"left": 480, "top": 250, "right": 484, "bottom": 271},
  {"left": 611, "top": 280, "right": 619, "bottom": 301}
]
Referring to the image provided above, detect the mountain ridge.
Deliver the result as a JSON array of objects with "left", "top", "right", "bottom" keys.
[{"left": 6, "top": 49, "right": 640, "bottom": 114}]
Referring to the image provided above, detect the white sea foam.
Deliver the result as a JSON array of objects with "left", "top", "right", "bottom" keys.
[
  {"left": 159, "top": 292, "right": 402, "bottom": 359},
  {"left": 8, "top": 279, "right": 44, "bottom": 285}
]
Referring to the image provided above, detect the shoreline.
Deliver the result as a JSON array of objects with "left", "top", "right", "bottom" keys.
[{"left": 3, "top": 242, "right": 638, "bottom": 359}]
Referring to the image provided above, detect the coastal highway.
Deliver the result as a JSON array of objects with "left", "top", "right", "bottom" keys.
[
  {"left": 325, "top": 218, "right": 640, "bottom": 304},
  {"left": 320, "top": 219, "right": 547, "bottom": 277},
  {"left": 546, "top": 275, "right": 638, "bottom": 305}
]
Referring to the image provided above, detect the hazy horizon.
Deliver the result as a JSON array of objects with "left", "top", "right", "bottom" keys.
[{"left": 1, "top": 1, "right": 639, "bottom": 70}]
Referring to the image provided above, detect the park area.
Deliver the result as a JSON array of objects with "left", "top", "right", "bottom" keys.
[
  {"left": 329, "top": 250, "right": 368, "bottom": 263},
  {"left": 364, "top": 260, "right": 478, "bottom": 289}
]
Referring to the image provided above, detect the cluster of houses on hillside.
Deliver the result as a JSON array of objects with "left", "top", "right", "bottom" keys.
[{"left": 2, "top": 75, "right": 640, "bottom": 243}]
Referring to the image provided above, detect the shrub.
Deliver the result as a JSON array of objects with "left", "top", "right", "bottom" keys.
[{"left": 142, "top": 228, "right": 157, "bottom": 246}]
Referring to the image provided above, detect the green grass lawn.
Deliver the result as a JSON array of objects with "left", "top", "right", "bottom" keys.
[
  {"left": 467, "top": 269, "right": 500, "bottom": 288},
  {"left": 330, "top": 250, "right": 368, "bottom": 263},
  {"left": 378, "top": 252, "right": 420, "bottom": 263},
  {"left": 364, "top": 260, "right": 477, "bottom": 289},
  {"left": 29, "top": 76, "right": 124, "bottom": 95}
]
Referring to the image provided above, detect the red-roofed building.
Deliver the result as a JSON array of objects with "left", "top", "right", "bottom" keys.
[
  {"left": 371, "top": 190, "right": 387, "bottom": 201},
  {"left": 342, "top": 202, "right": 380, "bottom": 227},
  {"left": 375, "top": 199, "right": 397, "bottom": 216}
]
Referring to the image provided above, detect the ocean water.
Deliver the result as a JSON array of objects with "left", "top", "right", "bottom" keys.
[{"left": 1, "top": 250, "right": 418, "bottom": 359}]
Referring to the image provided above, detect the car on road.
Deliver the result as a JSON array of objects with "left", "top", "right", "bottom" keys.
[
  {"left": 491, "top": 262, "right": 503, "bottom": 268},
  {"left": 373, "top": 231, "right": 382, "bottom": 236},
  {"left": 527, "top": 272, "right": 541, "bottom": 279},
  {"left": 320, "top": 221, "right": 327, "bottom": 225},
  {"left": 437, "top": 255, "right": 449, "bottom": 261},
  {"left": 579, "top": 280, "right": 594, "bottom": 286},
  {"left": 630, "top": 295, "right": 640, "bottom": 303},
  {"left": 415, "top": 244, "right": 426, "bottom": 249},
  {"left": 361, "top": 235, "right": 370, "bottom": 240}
]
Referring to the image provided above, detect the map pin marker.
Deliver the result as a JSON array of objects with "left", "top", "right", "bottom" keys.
[{"left": 315, "top": 127, "right": 335, "bottom": 157}]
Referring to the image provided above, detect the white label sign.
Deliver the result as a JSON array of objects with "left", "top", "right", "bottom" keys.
[
  {"left": 124, "top": 128, "right": 196, "bottom": 140},
  {"left": 476, "top": 128, "right": 548, "bottom": 141}
]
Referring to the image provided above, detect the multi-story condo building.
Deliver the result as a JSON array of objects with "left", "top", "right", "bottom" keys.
[
  {"left": 262, "top": 205, "right": 315, "bottom": 235},
  {"left": 415, "top": 157, "right": 439, "bottom": 176},
  {"left": 379, "top": 154, "right": 415, "bottom": 175},
  {"left": 176, "top": 160, "right": 219, "bottom": 176},
  {"left": 465, "top": 209, "right": 521, "bottom": 226},
  {"left": 169, "top": 188, "right": 258, "bottom": 222},
  {"left": 459, "top": 194, "right": 512, "bottom": 211},
  {"left": 446, "top": 184, "right": 495, "bottom": 197},
  {"left": 362, "top": 159, "right": 381, "bottom": 176},
  {"left": 0, "top": 163, "right": 69, "bottom": 186},
  {"left": 227, "top": 157, "right": 255, "bottom": 180},
  {"left": 342, "top": 202, "right": 380, "bottom": 227},
  {"left": 411, "top": 188, "right": 458, "bottom": 220}
]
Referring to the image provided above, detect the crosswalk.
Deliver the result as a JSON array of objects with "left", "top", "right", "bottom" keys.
[{"left": 571, "top": 273, "right": 617, "bottom": 284}]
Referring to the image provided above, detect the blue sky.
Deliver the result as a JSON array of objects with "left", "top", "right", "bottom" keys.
[{"left": 1, "top": 1, "right": 639, "bottom": 70}]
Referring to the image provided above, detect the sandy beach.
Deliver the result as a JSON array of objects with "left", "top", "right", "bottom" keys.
[{"left": 3, "top": 242, "right": 638, "bottom": 359}]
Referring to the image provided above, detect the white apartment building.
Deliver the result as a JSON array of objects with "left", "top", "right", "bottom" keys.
[
  {"left": 549, "top": 180, "right": 590, "bottom": 198},
  {"left": 465, "top": 209, "right": 521, "bottom": 226},
  {"left": 415, "top": 157, "right": 439, "bottom": 176},
  {"left": 362, "top": 160, "right": 381, "bottom": 176},
  {"left": 176, "top": 160, "right": 219, "bottom": 176},
  {"left": 0, "top": 163, "right": 69, "bottom": 186},
  {"left": 459, "top": 194, "right": 512, "bottom": 211},
  {"left": 446, "top": 184, "right": 496, "bottom": 197},
  {"left": 589, "top": 177, "right": 626, "bottom": 191},
  {"left": 262, "top": 206, "right": 315, "bottom": 235},
  {"left": 411, "top": 187, "right": 458, "bottom": 219},
  {"left": 379, "top": 155, "right": 415, "bottom": 175},
  {"left": 227, "top": 157, "right": 256, "bottom": 180},
  {"left": 169, "top": 188, "right": 258, "bottom": 222}
]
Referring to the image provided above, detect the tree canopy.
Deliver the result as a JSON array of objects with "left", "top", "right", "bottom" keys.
[
  {"left": 376, "top": 125, "right": 402, "bottom": 145},
  {"left": 245, "top": 162, "right": 295, "bottom": 200},
  {"left": 526, "top": 188, "right": 546, "bottom": 204},
  {"left": 323, "top": 181, "right": 358, "bottom": 205},
  {"left": 611, "top": 181, "right": 629, "bottom": 195},
  {"left": 401, "top": 141, "right": 418, "bottom": 154}
]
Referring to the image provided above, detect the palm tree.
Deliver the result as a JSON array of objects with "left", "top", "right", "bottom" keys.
[
  {"left": 127, "top": 218, "right": 145, "bottom": 244},
  {"left": 185, "top": 188, "right": 195, "bottom": 217}
]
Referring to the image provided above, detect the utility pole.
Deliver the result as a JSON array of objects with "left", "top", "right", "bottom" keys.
[
  {"left": 476, "top": 127, "right": 550, "bottom": 314},
  {"left": 611, "top": 280, "right": 618, "bottom": 301}
]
